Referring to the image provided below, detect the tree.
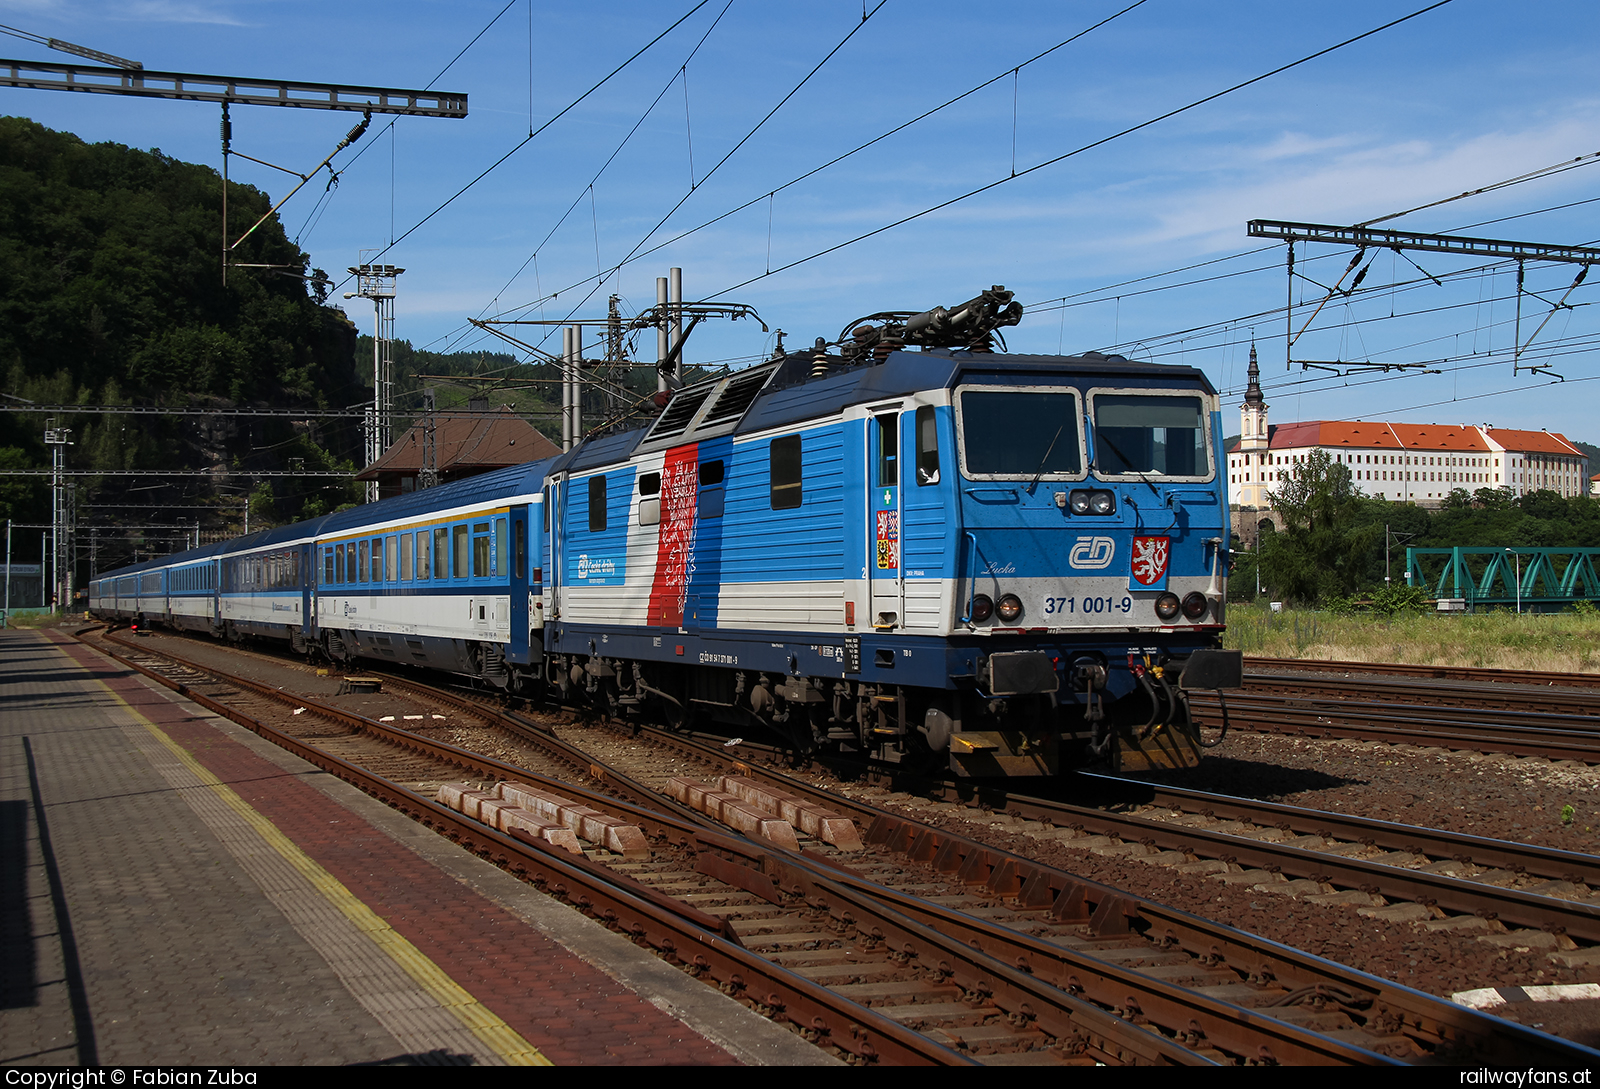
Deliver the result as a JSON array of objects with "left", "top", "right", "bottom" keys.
[{"left": 1259, "top": 449, "right": 1381, "bottom": 604}]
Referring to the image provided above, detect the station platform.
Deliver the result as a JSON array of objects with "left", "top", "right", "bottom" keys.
[{"left": 1, "top": 628, "right": 833, "bottom": 1067}]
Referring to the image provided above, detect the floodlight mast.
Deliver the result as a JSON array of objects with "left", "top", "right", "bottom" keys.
[{"left": 347, "top": 264, "right": 404, "bottom": 503}]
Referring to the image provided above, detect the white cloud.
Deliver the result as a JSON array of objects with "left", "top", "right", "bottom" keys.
[{"left": 115, "top": 1, "right": 248, "bottom": 26}]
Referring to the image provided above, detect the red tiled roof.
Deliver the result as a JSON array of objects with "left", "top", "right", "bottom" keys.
[
  {"left": 1485, "top": 429, "right": 1584, "bottom": 457},
  {"left": 356, "top": 406, "right": 561, "bottom": 481}
]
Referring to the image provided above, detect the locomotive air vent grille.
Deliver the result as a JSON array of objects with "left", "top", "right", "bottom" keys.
[
  {"left": 699, "top": 363, "right": 778, "bottom": 425},
  {"left": 647, "top": 388, "right": 713, "bottom": 441}
]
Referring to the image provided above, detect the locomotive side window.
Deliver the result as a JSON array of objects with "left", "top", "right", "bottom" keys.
[
  {"left": 770, "top": 435, "right": 802, "bottom": 509},
  {"left": 958, "top": 390, "right": 1082, "bottom": 478},
  {"left": 1092, "top": 394, "right": 1206, "bottom": 478},
  {"left": 513, "top": 519, "right": 525, "bottom": 577},
  {"left": 589, "top": 476, "right": 607, "bottom": 532},
  {"left": 916, "top": 406, "right": 940, "bottom": 485},
  {"left": 700, "top": 459, "right": 725, "bottom": 519},
  {"left": 638, "top": 472, "right": 661, "bottom": 527}
]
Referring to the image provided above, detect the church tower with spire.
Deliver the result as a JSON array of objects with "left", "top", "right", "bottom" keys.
[{"left": 1238, "top": 344, "right": 1270, "bottom": 508}]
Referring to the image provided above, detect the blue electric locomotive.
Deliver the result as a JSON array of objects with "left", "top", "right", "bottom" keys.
[{"left": 90, "top": 288, "right": 1241, "bottom": 776}]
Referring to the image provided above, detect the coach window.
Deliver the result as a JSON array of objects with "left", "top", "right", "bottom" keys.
[
  {"left": 346, "top": 542, "right": 358, "bottom": 583},
  {"left": 453, "top": 524, "right": 470, "bottom": 580},
  {"left": 357, "top": 540, "right": 369, "bottom": 583},
  {"left": 418, "top": 529, "right": 431, "bottom": 581},
  {"left": 472, "top": 522, "right": 491, "bottom": 578},
  {"left": 494, "top": 518, "right": 507, "bottom": 577},
  {"left": 434, "top": 527, "right": 449, "bottom": 579},
  {"left": 386, "top": 537, "right": 398, "bottom": 583},
  {"left": 589, "top": 476, "right": 607, "bottom": 532},
  {"left": 916, "top": 406, "right": 940, "bottom": 485},
  {"left": 400, "top": 533, "right": 413, "bottom": 580},
  {"left": 513, "top": 520, "right": 526, "bottom": 578},
  {"left": 334, "top": 545, "right": 344, "bottom": 584},
  {"left": 371, "top": 537, "right": 384, "bottom": 582},
  {"left": 770, "top": 435, "right": 802, "bottom": 509}
]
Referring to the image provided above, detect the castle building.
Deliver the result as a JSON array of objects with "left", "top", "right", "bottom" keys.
[{"left": 1227, "top": 347, "right": 1588, "bottom": 507}]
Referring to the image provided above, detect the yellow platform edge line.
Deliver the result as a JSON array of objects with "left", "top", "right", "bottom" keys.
[{"left": 87, "top": 672, "right": 552, "bottom": 1067}]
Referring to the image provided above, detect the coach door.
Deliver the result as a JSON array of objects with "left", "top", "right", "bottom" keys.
[
  {"left": 507, "top": 505, "right": 533, "bottom": 664},
  {"left": 867, "top": 406, "right": 905, "bottom": 630}
]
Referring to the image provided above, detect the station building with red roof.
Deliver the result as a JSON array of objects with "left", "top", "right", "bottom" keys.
[{"left": 1227, "top": 347, "right": 1587, "bottom": 509}]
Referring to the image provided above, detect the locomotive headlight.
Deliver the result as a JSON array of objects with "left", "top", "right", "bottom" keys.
[
  {"left": 1181, "top": 591, "right": 1209, "bottom": 620},
  {"left": 1068, "top": 491, "right": 1092, "bottom": 514},
  {"left": 1155, "top": 592, "right": 1181, "bottom": 621},
  {"left": 996, "top": 594, "right": 1024, "bottom": 623},
  {"left": 970, "top": 594, "right": 994, "bottom": 622},
  {"left": 1088, "top": 490, "right": 1116, "bottom": 515}
]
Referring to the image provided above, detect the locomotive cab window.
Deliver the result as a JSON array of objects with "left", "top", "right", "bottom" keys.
[
  {"left": 1090, "top": 392, "right": 1210, "bottom": 480},
  {"left": 955, "top": 387, "right": 1084, "bottom": 480},
  {"left": 915, "top": 406, "right": 940, "bottom": 485},
  {"left": 876, "top": 416, "right": 897, "bottom": 486}
]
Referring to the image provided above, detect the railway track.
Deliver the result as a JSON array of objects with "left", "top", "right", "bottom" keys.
[
  {"left": 1245, "top": 658, "right": 1600, "bottom": 693},
  {"left": 511, "top": 716, "right": 1600, "bottom": 1064},
  {"left": 1190, "top": 691, "right": 1600, "bottom": 763},
  {"left": 78, "top": 626, "right": 1594, "bottom": 1065}
]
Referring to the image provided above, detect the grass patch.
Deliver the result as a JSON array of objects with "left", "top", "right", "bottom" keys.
[{"left": 1223, "top": 602, "right": 1600, "bottom": 673}]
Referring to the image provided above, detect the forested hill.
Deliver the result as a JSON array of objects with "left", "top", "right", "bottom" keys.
[{"left": 0, "top": 116, "right": 364, "bottom": 537}]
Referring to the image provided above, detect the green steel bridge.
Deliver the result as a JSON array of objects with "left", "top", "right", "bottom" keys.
[{"left": 1405, "top": 547, "right": 1600, "bottom": 612}]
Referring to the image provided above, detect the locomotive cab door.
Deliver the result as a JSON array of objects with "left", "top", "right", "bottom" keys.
[
  {"left": 867, "top": 406, "right": 905, "bottom": 630},
  {"left": 544, "top": 478, "right": 562, "bottom": 627}
]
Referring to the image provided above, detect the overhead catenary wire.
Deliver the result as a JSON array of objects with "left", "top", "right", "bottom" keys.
[
  {"left": 700, "top": 1, "right": 1458, "bottom": 304},
  {"left": 470, "top": 0, "right": 1152, "bottom": 337},
  {"left": 326, "top": 1, "right": 714, "bottom": 298}
]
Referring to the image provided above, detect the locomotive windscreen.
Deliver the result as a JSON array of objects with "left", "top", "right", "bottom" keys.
[
  {"left": 1093, "top": 394, "right": 1206, "bottom": 477},
  {"left": 958, "top": 390, "right": 1082, "bottom": 477}
]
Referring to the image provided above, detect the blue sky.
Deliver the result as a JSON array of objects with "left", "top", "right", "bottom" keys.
[{"left": 5, "top": 0, "right": 1600, "bottom": 443}]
